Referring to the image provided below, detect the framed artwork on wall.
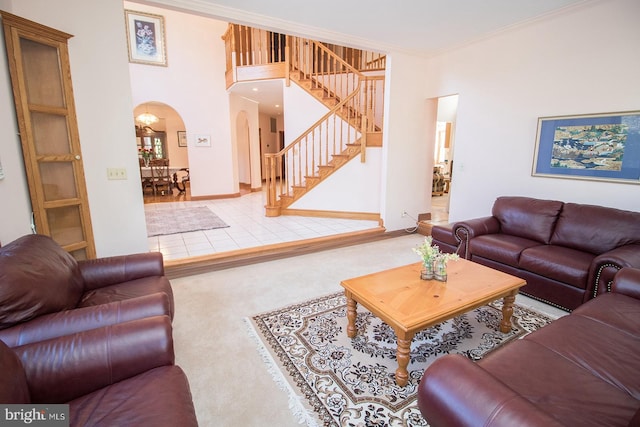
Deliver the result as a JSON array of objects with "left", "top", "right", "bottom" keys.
[
  {"left": 177, "top": 131, "right": 187, "bottom": 147},
  {"left": 532, "top": 110, "right": 640, "bottom": 184},
  {"left": 125, "top": 10, "right": 167, "bottom": 66},
  {"left": 194, "top": 134, "right": 211, "bottom": 147}
]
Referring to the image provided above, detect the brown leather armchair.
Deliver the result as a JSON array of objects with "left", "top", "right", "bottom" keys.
[
  {"left": 0, "top": 234, "right": 173, "bottom": 347},
  {"left": 0, "top": 315, "right": 198, "bottom": 426}
]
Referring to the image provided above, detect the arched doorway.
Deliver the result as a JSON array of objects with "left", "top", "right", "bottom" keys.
[{"left": 133, "top": 102, "right": 190, "bottom": 199}]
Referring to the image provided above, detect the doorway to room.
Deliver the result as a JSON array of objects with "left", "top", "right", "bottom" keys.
[
  {"left": 133, "top": 102, "right": 190, "bottom": 203},
  {"left": 432, "top": 94, "right": 458, "bottom": 223}
]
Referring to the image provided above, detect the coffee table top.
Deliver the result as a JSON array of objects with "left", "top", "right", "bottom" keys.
[{"left": 340, "top": 259, "right": 525, "bottom": 334}]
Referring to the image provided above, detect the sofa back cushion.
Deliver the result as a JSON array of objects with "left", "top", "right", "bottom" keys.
[
  {"left": 0, "top": 235, "right": 84, "bottom": 330},
  {"left": 492, "top": 196, "right": 564, "bottom": 244},
  {"left": 550, "top": 203, "right": 640, "bottom": 254},
  {"left": 0, "top": 339, "right": 30, "bottom": 403}
]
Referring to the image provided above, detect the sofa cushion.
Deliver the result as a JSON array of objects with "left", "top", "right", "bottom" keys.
[
  {"left": 0, "top": 235, "right": 84, "bottom": 330},
  {"left": 519, "top": 245, "right": 594, "bottom": 289},
  {"left": 69, "top": 366, "right": 198, "bottom": 427},
  {"left": 480, "top": 337, "right": 638, "bottom": 426},
  {"left": 470, "top": 234, "right": 541, "bottom": 268},
  {"left": 492, "top": 196, "right": 563, "bottom": 244},
  {"left": 571, "top": 292, "right": 640, "bottom": 337},
  {"left": 0, "top": 339, "right": 30, "bottom": 404},
  {"left": 524, "top": 314, "right": 640, "bottom": 401},
  {"left": 550, "top": 203, "right": 640, "bottom": 255}
]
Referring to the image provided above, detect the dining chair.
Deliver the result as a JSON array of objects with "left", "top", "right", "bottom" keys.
[
  {"left": 150, "top": 159, "right": 171, "bottom": 196},
  {"left": 140, "top": 157, "right": 154, "bottom": 195}
]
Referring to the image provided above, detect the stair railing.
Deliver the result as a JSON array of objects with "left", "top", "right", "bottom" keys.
[
  {"left": 222, "top": 24, "right": 385, "bottom": 215},
  {"left": 264, "top": 87, "right": 364, "bottom": 215}
]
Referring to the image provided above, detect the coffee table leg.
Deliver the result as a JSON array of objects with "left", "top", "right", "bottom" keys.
[
  {"left": 395, "top": 332, "right": 414, "bottom": 387},
  {"left": 500, "top": 290, "right": 518, "bottom": 333},
  {"left": 346, "top": 293, "right": 357, "bottom": 338}
]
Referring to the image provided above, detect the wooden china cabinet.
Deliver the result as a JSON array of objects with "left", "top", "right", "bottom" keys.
[{"left": 1, "top": 11, "right": 95, "bottom": 259}]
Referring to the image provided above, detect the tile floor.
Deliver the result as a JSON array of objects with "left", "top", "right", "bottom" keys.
[{"left": 145, "top": 191, "right": 381, "bottom": 261}]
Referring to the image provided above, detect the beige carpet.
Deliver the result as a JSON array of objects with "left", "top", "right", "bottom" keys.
[
  {"left": 145, "top": 206, "right": 228, "bottom": 237},
  {"left": 168, "top": 234, "right": 568, "bottom": 426}
]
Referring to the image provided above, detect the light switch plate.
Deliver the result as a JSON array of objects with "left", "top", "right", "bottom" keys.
[{"left": 107, "top": 168, "right": 127, "bottom": 180}]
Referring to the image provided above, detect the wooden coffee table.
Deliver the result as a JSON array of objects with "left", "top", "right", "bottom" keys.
[{"left": 340, "top": 259, "right": 525, "bottom": 386}]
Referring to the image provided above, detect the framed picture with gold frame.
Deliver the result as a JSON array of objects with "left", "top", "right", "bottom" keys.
[
  {"left": 532, "top": 110, "right": 640, "bottom": 184},
  {"left": 125, "top": 10, "right": 167, "bottom": 66}
]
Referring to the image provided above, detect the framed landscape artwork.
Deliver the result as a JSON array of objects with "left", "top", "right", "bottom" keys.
[
  {"left": 125, "top": 10, "right": 167, "bottom": 66},
  {"left": 532, "top": 111, "right": 640, "bottom": 184}
]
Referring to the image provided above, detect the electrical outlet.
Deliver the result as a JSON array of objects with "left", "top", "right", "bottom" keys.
[
  {"left": 107, "top": 168, "right": 127, "bottom": 180},
  {"left": 401, "top": 211, "right": 408, "bottom": 217}
]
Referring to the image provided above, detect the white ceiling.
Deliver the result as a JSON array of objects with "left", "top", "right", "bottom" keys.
[{"left": 141, "top": 0, "right": 591, "bottom": 115}]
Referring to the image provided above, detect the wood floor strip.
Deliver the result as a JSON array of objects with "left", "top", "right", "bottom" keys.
[{"left": 164, "top": 228, "right": 414, "bottom": 279}]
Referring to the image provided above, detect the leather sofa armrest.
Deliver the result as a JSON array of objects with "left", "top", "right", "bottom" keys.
[
  {"left": 13, "top": 315, "right": 174, "bottom": 404},
  {"left": 418, "top": 354, "right": 563, "bottom": 427},
  {"left": 587, "top": 244, "right": 640, "bottom": 299},
  {"left": 0, "top": 293, "right": 171, "bottom": 347},
  {"left": 611, "top": 267, "right": 640, "bottom": 300},
  {"left": 78, "top": 252, "right": 165, "bottom": 290},
  {"left": 453, "top": 216, "right": 500, "bottom": 259}
]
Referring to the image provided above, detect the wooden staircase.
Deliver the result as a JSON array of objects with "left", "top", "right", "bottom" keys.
[
  {"left": 222, "top": 25, "right": 385, "bottom": 216},
  {"left": 279, "top": 142, "right": 363, "bottom": 208}
]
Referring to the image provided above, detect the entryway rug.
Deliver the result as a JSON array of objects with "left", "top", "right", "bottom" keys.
[
  {"left": 145, "top": 206, "right": 229, "bottom": 237},
  {"left": 246, "top": 292, "right": 555, "bottom": 427}
]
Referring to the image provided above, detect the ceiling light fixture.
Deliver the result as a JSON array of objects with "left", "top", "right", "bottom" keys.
[
  {"left": 136, "top": 112, "right": 159, "bottom": 126},
  {"left": 136, "top": 105, "right": 159, "bottom": 126}
]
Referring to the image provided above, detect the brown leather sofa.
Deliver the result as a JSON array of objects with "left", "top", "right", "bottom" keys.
[
  {"left": 417, "top": 267, "right": 640, "bottom": 427},
  {"left": 0, "top": 234, "right": 174, "bottom": 346},
  {"left": 433, "top": 196, "right": 640, "bottom": 311},
  {"left": 1, "top": 315, "right": 198, "bottom": 426}
]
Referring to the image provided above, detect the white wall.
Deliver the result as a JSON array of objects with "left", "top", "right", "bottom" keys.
[
  {"left": 0, "top": 1, "right": 33, "bottom": 245},
  {"left": 381, "top": 52, "right": 435, "bottom": 231},
  {"left": 125, "top": 1, "right": 234, "bottom": 198},
  {"left": 424, "top": 0, "right": 640, "bottom": 221},
  {"left": 283, "top": 83, "right": 329, "bottom": 144}
]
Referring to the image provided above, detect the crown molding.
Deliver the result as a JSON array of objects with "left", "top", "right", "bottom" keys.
[{"left": 128, "top": 0, "right": 598, "bottom": 59}]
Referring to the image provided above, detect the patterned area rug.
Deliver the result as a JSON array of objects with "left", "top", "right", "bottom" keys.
[
  {"left": 246, "top": 292, "right": 555, "bottom": 427},
  {"left": 145, "top": 206, "right": 229, "bottom": 237}
]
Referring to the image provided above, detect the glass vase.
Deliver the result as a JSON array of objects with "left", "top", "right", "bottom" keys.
[
  {"left": 420, "top": 260, "right": 434, "bottom": 280},
  {"left": 434, "top": 258, "right": 447, "bottom": 282}
]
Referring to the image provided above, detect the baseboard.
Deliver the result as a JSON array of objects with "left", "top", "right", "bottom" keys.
[
  {"left": 190, "top": 192, "right": 241, "bottom": 200},
  {"left": 281, "top": 208, "right": 382, "bottom": 225}
]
